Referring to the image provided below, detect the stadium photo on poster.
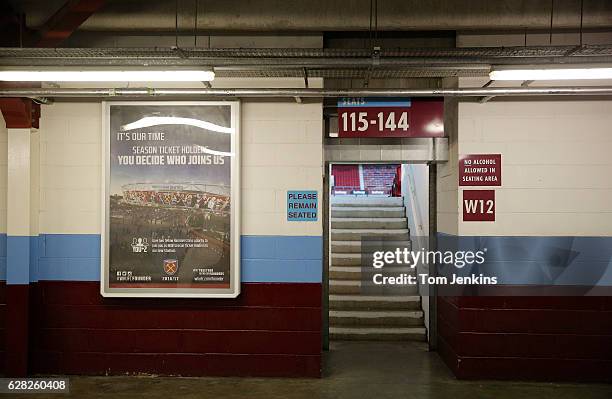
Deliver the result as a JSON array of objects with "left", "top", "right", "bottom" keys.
[{"left": 101, "top": 102, "right": 240, "bottom": 297}]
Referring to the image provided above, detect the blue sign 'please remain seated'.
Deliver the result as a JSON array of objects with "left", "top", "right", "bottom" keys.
[{"left": 287, "top": 190, "right": 318, "bottom": 221}]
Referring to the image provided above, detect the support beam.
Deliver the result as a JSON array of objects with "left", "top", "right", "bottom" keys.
[
  {"left": 0, "top": 94, "right": 41, "bottom": 376},
  {"left": 0, "top": 98, "right": 40, "bottom": 129},
  {"left": 5, "top": 127, "right": 34, "bottom": 377},
  {"left": 36, "top": 0, "right": 106, "bottom": 47}
]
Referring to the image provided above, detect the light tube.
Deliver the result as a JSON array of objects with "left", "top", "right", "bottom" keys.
[
  {"left": 0, "top": 70, "right": 215, "bottom": 82},
  {"left": 490, "top": 68, "right": 612, "bottom": 81}
]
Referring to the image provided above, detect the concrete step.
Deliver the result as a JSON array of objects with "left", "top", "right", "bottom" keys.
[
  {"left": 329, "top": 280, "right": 419, "bottom": 295},
  {"left": 331, "top": 196, "right": 404, "bottom": 207},
  {"left": 329, "top": 310, "right": 424, "bottom": 327},
  {"left": 331, "top": 253, "right": 363, "bottom": 266},
  {"left": 331, "top": 229, "right": 410, "bottom": 241},
  {"left": 331, "top": 206, "right": 405, "bottom": 218},
  {"left": 331, "top": 240, "right": 412, "bottom": 253},
  {"left": 331, "top": 217, "right": 407, "bottom": 229},
  {"left": 330, "top": 326, "right": 426, "bottom": 341},
  {"left": 330, "top": 266, "right": 416, "bottom": 280},
  {"left": 332, "top": 253, "right": 414, "bottom": 267},
  {"left": 331, "top": 240, "right": 362, "bottom": 253},
  {"left": 330, "top": 266, "right": 363, "bottom": 280},
  {"left": 329, "top": 294, "right": 421, "bottom": 310}
]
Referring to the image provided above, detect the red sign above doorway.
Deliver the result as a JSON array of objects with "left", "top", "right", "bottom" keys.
[{"left": 337, "top": 98, "right": 444, "bottom": 138}]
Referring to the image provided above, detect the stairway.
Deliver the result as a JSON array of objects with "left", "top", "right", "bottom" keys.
[{"left": 329, "top": 196, "right": 426, "bottom": 341}]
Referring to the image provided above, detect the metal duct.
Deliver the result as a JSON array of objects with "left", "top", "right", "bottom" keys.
[
  {"left": 2, "top": 87, "right": 612, "bottom": 98},
  {"left": 21, "top": 0, "right": 612, "bottom": 32},
  {"left": 2, "top": 46, "right": 612, "bottom": 66}
]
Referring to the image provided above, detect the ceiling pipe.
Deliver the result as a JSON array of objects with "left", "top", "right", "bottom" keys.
[
  {"left": 1, "top": 86, "right": 612, "bottom": 98},
  {"left": 20, "top": 0, "right": 612, "bottom": 32}
]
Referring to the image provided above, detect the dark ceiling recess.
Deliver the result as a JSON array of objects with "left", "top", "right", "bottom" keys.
[
  {"left": 35, "top": 0, "right": 107, "bottom": 47},
  {"left": 0, "top": 2, "right": 28, "bottom": 47},
  {"left": 323, "top": 31, "right": 456, "bottom": 49}
]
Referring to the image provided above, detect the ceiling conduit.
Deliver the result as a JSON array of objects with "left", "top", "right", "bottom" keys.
[{"left": 1, "top": 86, "right": 612, "bottom": 99}]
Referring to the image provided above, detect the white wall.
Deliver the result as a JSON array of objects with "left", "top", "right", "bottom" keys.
[
  {"left": 437, "top": 82, "right": 459, "bottom": 236},
  {"left": 37, "top": 95, "right": 323, "bottom": 238},
  {"left": 402, "top": 164, "right": 429, "bottom": 239},
  {"left": 453, "top": 31, "right": 612, "bottom": 237},
  {"left": 458, "top": 100, "right": 612, "bottom": 237},
  {"left": 401, "top": 163, "right": 430, "bottom": 336},
  {"left": 39, "top": 103, "right": 102, "bottom": 234},
  {"left": 241, "top": 100, "right": 322, "bottom": 236},
  {"left": 0, "top": 114, "right": 7, "bottom": 234}
]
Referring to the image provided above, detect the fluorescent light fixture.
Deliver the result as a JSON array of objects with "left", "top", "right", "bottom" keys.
[
  {"left": 490, "top": 67, "right": 612, "bottom": 81},
  {"left": 0, "top": 70, "right": 214, "bottom": 82},
  {"left": 121, "top": 116, "right": 233, "bottom": 134}
]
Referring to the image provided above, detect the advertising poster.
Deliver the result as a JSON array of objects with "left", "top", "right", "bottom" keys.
[{"left": 101, "top": 101, "right": 240, "bottom": 297}]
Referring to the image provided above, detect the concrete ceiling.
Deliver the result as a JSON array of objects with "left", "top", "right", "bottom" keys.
[{"left": 10, "top": 0, "right": 612, "bottom": 33}]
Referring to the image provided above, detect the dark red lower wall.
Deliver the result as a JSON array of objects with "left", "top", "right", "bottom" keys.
[
  {"left": 0, "top": 282, "right": 5, "bottom": 374},
  {"left": 438, "top": 296, "right": 612, "bottom": 382},
  {"left": 28, "top": 281, "right": 321, "bottom": 377}
]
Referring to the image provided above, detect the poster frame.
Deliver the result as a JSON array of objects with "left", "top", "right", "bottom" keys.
[{"left": 100, "top": 101, "right": 241, "bottom": 298}]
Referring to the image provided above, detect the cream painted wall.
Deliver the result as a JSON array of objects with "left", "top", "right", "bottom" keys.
[
  {"left": 39, "top": 102, "right": 102, "bottom": 234},
  {"left": 241, "top": 101, "right": 323, "bottom": 236},
  {"left": 37, "top": 96, "right": 323, "bottom": 237},
  {"left": 436, "top": 80, "right": 459, "bottom": 235},
  {"left": 0, "top": 114, "right": 7, "bottom": 233},
  {"left": 458, "top": 100, "right": 612, "bottom": 236}
]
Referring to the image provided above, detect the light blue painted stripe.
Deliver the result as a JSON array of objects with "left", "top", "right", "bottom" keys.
[
  {"left": 34, "top": 234, "right": 102, "bottom": 282},
  {"left": 40, "top": 234, "right": 101, "bottom": 258},
  {"left": 6, "top": 235, "right": 30, "bottom": 285},
  {"left": 0, "top": 233, "right": 6, "bottom": 280},
  {"left": 437, "top": 233, "right": 612, "bottom": 286},
  {"left": 241, "top": 235, "right": 323, "bottom": 282},
  {"left": 241, "top": 235, "right": 322, "bottom": 260},
  {"left": 38, "top": 257, "right": 101, "bottom": 281},
  {"left": 241, "top": 259, "right": 322, "bottom": 283},
  {"left": 29, "top": 235, "right": 40, "bottom": 283},
  {"left": 338, "top": 97, "right": 412, "bottom": 107},
  {"left": 7, "top": 233, "right": 612, "bottom": 286},
  {"left": 0, "top": 233, "right": 6, "bottom": 257},
  {"left": 274, "top": 236, "right": 323, "bottom": 260},
  {"left": 6, "top": 234, "right": 323, "bottom": 283}
]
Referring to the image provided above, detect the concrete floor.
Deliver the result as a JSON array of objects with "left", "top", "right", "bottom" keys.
[{"left": 14, "top": 342, "right": 612, "bottom": 399}]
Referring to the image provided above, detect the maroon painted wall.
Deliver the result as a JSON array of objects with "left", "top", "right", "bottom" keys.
[
  {"left": 29, "top": 282, "right": 322, "bottom": 377},
  {"left": 0, "top": 282, "right": 5, "bottom": 375},
  {"left": 438, "top": 296, "right": 612, "bottom": 382}
]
